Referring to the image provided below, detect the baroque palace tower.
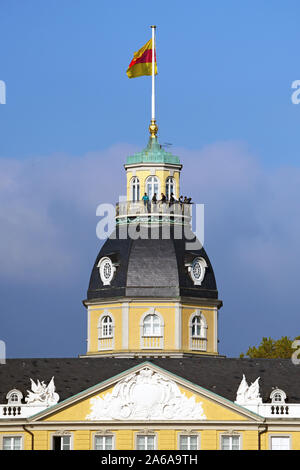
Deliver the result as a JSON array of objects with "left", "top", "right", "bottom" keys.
[{"left": 83, "top": 124, "right": 222, "bottom": 359}]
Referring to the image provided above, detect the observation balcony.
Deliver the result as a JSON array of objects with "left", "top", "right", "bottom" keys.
[{"left": 115, "top": 200, "right": 192, "bottom": 226}]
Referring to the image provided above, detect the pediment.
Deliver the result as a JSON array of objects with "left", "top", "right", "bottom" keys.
[{"left": 30, "top": 363, "right": 262, "bottom": 423}]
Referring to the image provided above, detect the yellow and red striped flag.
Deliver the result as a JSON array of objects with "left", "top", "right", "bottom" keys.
[{"left": 126, "top": 38, "right": 157, "bottom": 78}]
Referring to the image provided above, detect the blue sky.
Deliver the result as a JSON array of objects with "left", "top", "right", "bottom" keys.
[{"left": 0, "top": 0, "right": 300, "bottom": 358}]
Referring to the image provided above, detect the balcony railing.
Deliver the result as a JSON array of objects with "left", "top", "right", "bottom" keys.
[
  {"left": 98, "top": 337, "right": 114, "bottom": 351},
  {"left": 116, "top": 200, "right": 192, "bottom": 220},
  {"left": 141, "top": 335, "right": 164, "bottom": 349},
  {"left": 190, "top": 337, "right": 207, "bottom": 351},
  {"left": 239, "top": 403, "right": 300, "bottom": 418},
  {"left": 0, "top": 404, "right": 48, "bottom": 419}
]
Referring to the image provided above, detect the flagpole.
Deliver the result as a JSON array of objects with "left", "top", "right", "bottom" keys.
[{"left": 149, "top": 25, "right": 158, "bottom": 139}]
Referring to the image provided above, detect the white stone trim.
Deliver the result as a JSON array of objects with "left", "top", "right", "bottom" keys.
[
  {"left": 122, "top": 302, "right": 129, "bottom": 349},
  {"left": 214, "top": 307, "right": 218, "bottom": 353},
  {"left": 174, "top": 303, "right": 182, "bottom": 350}
]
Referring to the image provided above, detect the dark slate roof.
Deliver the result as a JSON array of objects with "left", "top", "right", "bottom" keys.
[
  {"left": 1, "top": 356, "right": 300, "bottom": 405},
  {"left": 87, "top": 226, "right": 218, "bottom": 301}
]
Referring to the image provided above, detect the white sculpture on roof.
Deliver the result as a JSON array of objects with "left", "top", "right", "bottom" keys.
[
  {"left": 25, "top": 377, "right": 59, "bottom": 406},
  {"left": 235, "top": 374, "right": 262, "bottom": 405},
  {"left": 86, "top": 367, "right": 206, "bottom": 421}
]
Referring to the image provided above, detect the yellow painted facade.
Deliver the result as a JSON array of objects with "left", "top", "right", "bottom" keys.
[
  {"left": 1, "top": 364, "right": 299, "bottom": 450},
  {"left": 2, "top": 429, "right": 300, "bottom": 450},
  {"left": 86, "top": 301, "right": 218, "bottom": 356},
  {"left": 126, "top": 166, "right": 181, "bottom": 200}
]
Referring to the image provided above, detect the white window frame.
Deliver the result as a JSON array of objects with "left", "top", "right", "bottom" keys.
[
  {"left": 140, "top": 308, "right": 164, "bottom": 349},
  {"left": 269, "top": 435, "right": 291, "bottom": 450},
  {"left": 6, "top": 389, "right": 23, "bottom": 405},
  {"left": 146, "top": 176, "right": 159, "bottom": 201},
  {"left": 131, "top": 177, "right": 140, "bottom": 202},
  {"left": 97, "top": 257, "right": 116, "bottom": 286},
  {"left": 98, "top": 311, "right": 115, "bottom": 351},
  {"left": 270, "top": 389, "right": 287, "bottom": 404},
  {"left": 51, "top": 433, "right": 73, "bottom": 450},
  {"left": 189, "top": 310, "right": 207, "bottom": 351},
  {"left": 1, "top": 435, "right": 23, "bottom": 450},
  {"left": 178, "top": 433, "right": 199, "bottom": 450},
  {"left": 166, "top": 176, "right": 176, "bottom": 200},
  {"left": 93, "top": 433, "right": 115, "bottom": 450},
  {"left": 220, "top": 434, "right": 241, "bottom": 450},
  {"left": 135, "top": 433, "right": 157, "bottom": 450}
]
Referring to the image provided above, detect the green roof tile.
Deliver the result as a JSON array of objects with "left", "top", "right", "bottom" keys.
[{"left": 126, "top": 137, "right": 180, "bottom": 165}]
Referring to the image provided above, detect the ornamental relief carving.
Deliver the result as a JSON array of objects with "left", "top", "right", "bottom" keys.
[{"left": 86, "top": 367, "right": 206, "bottom": 421}]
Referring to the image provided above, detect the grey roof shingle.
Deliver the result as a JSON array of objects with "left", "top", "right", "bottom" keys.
[{"left": 1, "top": 356, "right": 300, "bottom": 406}]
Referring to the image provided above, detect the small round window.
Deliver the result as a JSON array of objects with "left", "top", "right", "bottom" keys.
[
  {"left": 192, "top": 259, "right": 202, "bottom": 280},
  {"left": 189, "top": 257, "right": 207, "bottom": 285},
  {"left": 98, "top": 257, "right": 115, "bottom": 285}
]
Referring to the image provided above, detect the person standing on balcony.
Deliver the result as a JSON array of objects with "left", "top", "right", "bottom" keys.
[{"left": 142, "top": 192, "right": 149, "bottom": 213}]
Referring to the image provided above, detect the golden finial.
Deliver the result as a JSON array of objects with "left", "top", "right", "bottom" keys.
[{"left": 149, "top": 119, "right": 158, "bottom": 138}]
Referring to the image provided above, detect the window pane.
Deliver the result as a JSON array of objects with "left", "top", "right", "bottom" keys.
[
  {"left": 3, "top": 437, "right": 21, "bottom": 450},
  {"left": 137, "top": 436, "right": 145, "bottom": 450},
  {"left": 137, "top": 435, "right": 155, "bottom": 450},
  {"left": 147, "top": 436, "right": 155, "bottom": 450},
  {"left": 95, "top": 436, "right": 113, "bottom": 450},
  {"left": 271, "top": 437, "right": 290, "bottom": 450},
  {"left": 232, "top": 436, "right": 240, "bottom": 450},
  {"left": 221, "top": 436, "right": 230, "bottom": 450},
  {"left": 189, "top": 436, "right": 198, "bottom": 450},
  {"left": 62, "top": 436, "right": 71, "bottom": 450}
]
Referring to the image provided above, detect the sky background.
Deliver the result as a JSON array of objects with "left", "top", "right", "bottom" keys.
[{"left": 0, "top": 0, "right": 300, "bottom": 358}]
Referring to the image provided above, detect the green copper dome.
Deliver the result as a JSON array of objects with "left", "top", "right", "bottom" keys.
[{"left": 126, "top": 137, "right": 181, "bottom": 165}]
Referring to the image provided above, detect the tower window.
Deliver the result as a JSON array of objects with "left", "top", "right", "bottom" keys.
[
  {"left": 140, "top": 310, "right": 164, "bottom": 349},
  {"left": 101, "top": 315, "right": 113, "bottom": 338},
  {"left": 98, "top": 312, "right": 115, "bottom": 351},
  {"left": 143, "top": 314, "right": 161, "bottom": 336},
  {"left": 146, "top": 176, "right": 159, "bottom": 201},
  {"left": 166, "top": 176, "right": 175, "bottom": 200},
  {"left": 131, "top": 177, "right": 140, "bottom": 202},
  {"left": 189, "top": 311, "right": 207, "bottom": 351},
  {"left": 192, "top": 315, "right": 206, "bottom": 338}
]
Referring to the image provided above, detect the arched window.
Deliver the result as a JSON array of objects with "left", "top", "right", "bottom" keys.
[
  {"left": 166, "top": 177, "right": 175, "bottom": 200},
  {"left": 131, "top": 177, "right": 140, "bottom": 202},
  {"left": 101, "top": 315, "right": 113, "bottom": 337},
  {"left": 98, "top": 312, "right": 115, "bottom": 351},
  {"left": 270, "top": 389, "right": 286, "bottom": 404},
  {"left": 140, "top": 309, "right": 164, "bottom": 349},
  {"left": 146, "top": 176, "right": 159, "bottom": 201},
  {"left": 6, "top": 389, "right": 23, "bottom": 405},
  {"left": 143, "top": 314, "right": 161, "bottom": 336},
  {"left": 191, "top": 315, "right": 206, "bottom": 338},
  {"left": 189, "top": 311, "right": 207, "bottom": 351}
]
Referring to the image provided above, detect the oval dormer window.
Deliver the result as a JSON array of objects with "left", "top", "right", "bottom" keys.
[{"left": 98, "top": 257, "right": 116, "bottom": 286}]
